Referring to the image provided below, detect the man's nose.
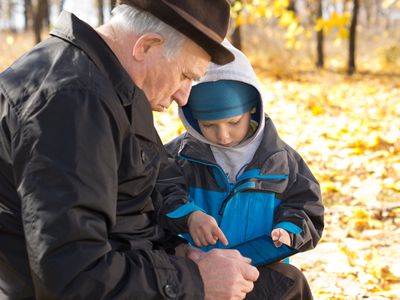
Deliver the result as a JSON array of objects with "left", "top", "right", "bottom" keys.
[{"left": 173, "top": 81, "right": 192, "bottom": 106}]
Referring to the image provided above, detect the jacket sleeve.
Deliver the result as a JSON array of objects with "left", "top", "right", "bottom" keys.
[
  {"left": 152, "top": 134, "right": 203, "bottom": 235},
  {"left": 12, "top": 89, "right": 204, "bottom": 299},
  {"left": 273, "top": 145, "right": 324, "bottom": 252}
]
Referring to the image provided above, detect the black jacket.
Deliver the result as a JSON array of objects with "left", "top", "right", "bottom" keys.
[{"left": 0, "top": 12, "right": 202, "bottom": 299}]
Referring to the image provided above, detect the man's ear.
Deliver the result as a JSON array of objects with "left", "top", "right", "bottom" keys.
[{"left": 132, "top": 33, "right": 164, "bottom": 61}]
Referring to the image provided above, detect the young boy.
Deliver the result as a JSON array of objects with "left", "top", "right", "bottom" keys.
[{"left": 164, "top": 40, "right": 324, "bottom": 299}]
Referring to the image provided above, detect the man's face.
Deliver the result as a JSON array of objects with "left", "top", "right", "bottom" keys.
[
  {"left": 141, "top": 40, "right": 210, "bottom": 112},
  {"left": 198, "top": 111, "right": 253, "bottom": 147}
]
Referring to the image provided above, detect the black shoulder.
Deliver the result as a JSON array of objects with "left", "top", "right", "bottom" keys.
[{"left": 163, "top": 133, "right": 186, "bottom": 157}]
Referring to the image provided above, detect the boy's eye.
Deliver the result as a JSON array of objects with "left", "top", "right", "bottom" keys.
[{"left": 229, "top": 120, "right": 241, "bottom": 126}]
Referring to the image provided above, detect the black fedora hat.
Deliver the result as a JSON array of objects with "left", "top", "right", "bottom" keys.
[{"left": 116, "top": 0, "right": 234, "bottom": 65}]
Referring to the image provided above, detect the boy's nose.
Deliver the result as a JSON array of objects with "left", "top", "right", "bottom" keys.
[{"left": 217, "top": 130, "right": 230, "bottom": 145}]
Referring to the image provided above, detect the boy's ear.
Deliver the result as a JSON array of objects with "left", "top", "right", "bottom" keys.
[
  {"left": 132, "top": 33, "right": 165, "bottom": 61},
  {"left": 250, "top": 107, "right": 257, "bottom": 114}
]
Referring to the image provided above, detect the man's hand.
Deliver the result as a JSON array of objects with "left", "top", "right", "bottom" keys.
[
  {"left": 188, "top": 210, "right": 228, "bottom": 247},
  {"left": 188, "top": 248, "right": 259, "bottom": 300},
  {"left": 271, "top": 228, "right": 291, "bottom": 247},
  {"left": 174, "top": 243, "right": 191, "bottom": 258}
]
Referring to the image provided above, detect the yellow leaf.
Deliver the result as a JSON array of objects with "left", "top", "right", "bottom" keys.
[
  {"left": 381, "top": 265, "right": 400, "bottom": 283},
  {"left": 352, "top": 218, "right": 369, "bottom": 231},
  {"left": 365, "top": 248, "right": 383, "bottom": 279},
  {"left": 333, "top": 38, "right": 343, "bottom": 47},
  {"left": 339, "top": 242, "right": 359, "bottom": 267},
  {"left": 384, "top": 180, "right": 400, "bottom": 192},
  {"left": 273, "top": 0, "right": 290, "bottom": 12},
  {"left": 233, "top": 1, "right": 243, "bottom": 12},
  {"left": 264, "top": 7, "right": 274, "bottom": 18},
  {"left": 314, "top": 18, "right": 325, "bottom": 31},
  {"left": 365, "top": 132, "right": 380, "bottom": 148},
  {"left": 279, "top": 11, "right": 296, "bottom": 27},
  {"left": 349, "top": 208, "right": 370, "bottom": 231},
  {"left": 305, "top": 29, "right": 312, "bottom": 39},
  {"left": 6, "top": 35, "right": 14, "bottom": 45},
  {"left": 382, "top": 0, "right": 396, "bottom": 9},
  {"left": 338, "top": 27, "right": 349, "bottom": 40},
  {"left": 256, "top": 6, "right": 266, "bottom": 17},
  {"left": 235, "top": 15, "right": 244, "bottom": 27},
  {"left": 310, "top": 103, "right": 324, "bottom": 115},
  {"left": 177, "top": 122, "right": 185, "bottom": 135},
  {"left": 322, "top": 181, "right": 339, "bottom": 192}
]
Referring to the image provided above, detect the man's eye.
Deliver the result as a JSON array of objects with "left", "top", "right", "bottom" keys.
[{"left": 230, "top": 120, "right": 240, "bottom": 126}]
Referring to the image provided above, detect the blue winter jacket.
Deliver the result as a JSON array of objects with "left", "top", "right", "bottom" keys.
[{"left": 165, "top": 116, "right": 324, "bottom": 256}]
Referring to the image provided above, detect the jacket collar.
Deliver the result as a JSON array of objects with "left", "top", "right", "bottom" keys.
[
  {"left": 180, "top": 116, "right": 288, "bottom": 172},
  {"left": 179, "top": 134, "right": 217, "bottom": 165},
  {"left": 179, "top": 116, "right": 290, "bottom": 193},
  {"left": 50, "top": 11, "right": 136, "bottom": 107}
]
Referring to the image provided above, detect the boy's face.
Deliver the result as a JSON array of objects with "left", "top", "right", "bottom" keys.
[{"left": 198, "top": 110, "right": 254, "bottom": 147}]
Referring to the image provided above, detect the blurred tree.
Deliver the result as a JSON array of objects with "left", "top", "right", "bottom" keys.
[
  {"left": 31, "top": 0, "right": 48, "bottom": 43},
  {"left": 231, "top": 0, "right": 242, "bottom": 50},
  {"left": 287, "top": 0, "right": 296, "bottom": 13},
  {"left": 1, "top": 0, "right": 16, "bottom": 31},
  {"left": 110, "top": 0, "right": 116, "bottom": 13},
  {"left": 97, "top": 0, "right": 104, "bottom": 26},
  {"left": 43, "top": 0, "right": 50, "bottom": 27},
  {"left": 316, "top": 0, "right": 324, "bottom": 68},
  {"left": 365, "top": 0, "right": 372, "bottom": 26},
  {"left": 24, "top": 0, "right": 32, "bottom": 31},
  {"left": 348, "top": 0, "right": 359, "bottom": 75}
]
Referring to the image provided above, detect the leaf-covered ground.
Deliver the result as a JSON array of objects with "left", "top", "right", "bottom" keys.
[
  {"left": 254, "top": 71, "right": 400, "bottom": 300},
  {"left": 2, "top": 31, "right": 400, "bottom": 299}
]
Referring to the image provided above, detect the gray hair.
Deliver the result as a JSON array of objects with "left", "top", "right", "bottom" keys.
[{"left": 110, "top": 4, "right": 188, "bottom": 60}]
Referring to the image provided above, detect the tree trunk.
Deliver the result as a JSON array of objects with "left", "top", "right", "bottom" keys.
[
  {"left": 316, "top": 0, "right": 324, "bottom": 68},
  {"left": 3, "top": 0, "right": 15, "bottom": 31},
  {"left": 24, "top": 0, "right": 32, "bottom": 31},
  {"left": 32, "top": 0, "right": 47, "bottom": 44},
  {"left": 231, "top": 25, "right": 242, "bottom": 51},
  {"left": 230, "top": 0, "right": 242, "bottom": 50},
  {"left": 365, "top": 0, "right": 372, "bottom": 27},
  {"left": 288, "top": 0, "right": 297, "bottom": 14},
  {"left": 43, "top": 0, "right": 50, "bottom": 27},
  {"left": 97, "top": 0, "right": 104, "bottom": 26},
  {"left": 374, "top": 0, "right": 381, "bottom": 27},
  {"left": 348, "top": 0, "right": 359, "bottom": 75}
]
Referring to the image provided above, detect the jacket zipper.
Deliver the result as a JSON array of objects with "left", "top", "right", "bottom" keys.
[{"left": 177, "top": 154, "right": 287, "bottom": 218}]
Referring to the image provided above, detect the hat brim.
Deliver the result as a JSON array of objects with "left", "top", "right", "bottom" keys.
[{"left": 118, "top": 0, "right": 234, "bottom": 65}]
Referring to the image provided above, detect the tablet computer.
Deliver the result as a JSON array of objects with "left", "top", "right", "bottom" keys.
[{"left": 230, "top": 235, "right": 299, "bottom": 266}]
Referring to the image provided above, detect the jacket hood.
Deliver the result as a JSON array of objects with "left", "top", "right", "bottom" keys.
[{"left": 179, "top": 39, "right": 265, "bottom": 150}]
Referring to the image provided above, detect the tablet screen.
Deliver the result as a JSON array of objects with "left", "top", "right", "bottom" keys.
[{"left": 230, "top": 235, "right": 299, "bottom": 266}]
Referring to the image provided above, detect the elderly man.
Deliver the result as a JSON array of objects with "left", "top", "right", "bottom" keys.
[{"left": 0, "top": 0, "right": 259, "bottom": 299}]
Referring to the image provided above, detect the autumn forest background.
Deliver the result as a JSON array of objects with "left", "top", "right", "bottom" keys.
[{"left": 1, "top": 0, "right": 399, "bottom": 299}]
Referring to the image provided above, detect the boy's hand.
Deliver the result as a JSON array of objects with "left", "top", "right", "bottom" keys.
[
  {"left": 271, "top": 228, "right": 291, "bottom": 247},
  {"left": 188, "top": 211, "right": 228, "bottom": 247}
]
